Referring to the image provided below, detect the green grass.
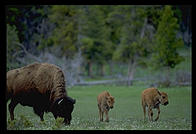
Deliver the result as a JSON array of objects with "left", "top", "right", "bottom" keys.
[{"left": 7, "top": 84, "right": 192, "bottom": 130}]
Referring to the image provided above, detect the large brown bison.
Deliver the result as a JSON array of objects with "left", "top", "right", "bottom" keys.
[{"left": 6, "top": 62, "right": 76, "bottom": 125}]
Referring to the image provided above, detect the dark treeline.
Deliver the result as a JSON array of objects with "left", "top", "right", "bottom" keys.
[{"left": 6, "top": 5, "right": 192, "bottom": 86}]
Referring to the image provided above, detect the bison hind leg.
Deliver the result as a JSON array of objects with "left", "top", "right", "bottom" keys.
[
  {"left": 8, "top": 99, "right": 18, "bottom": 120},
  {"left": 33, "top": 106, "right": 44, "bottom": 121}
]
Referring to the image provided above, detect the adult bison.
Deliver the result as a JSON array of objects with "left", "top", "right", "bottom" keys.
[{"left": 6, "top": 62, "right": 76, "bottom": 125}]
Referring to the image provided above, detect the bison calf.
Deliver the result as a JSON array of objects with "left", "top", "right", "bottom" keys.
[
  {"left": 6, "top": 62, "right": 76, "bottom": 125},
  {"left": 97, "top": 91, "right": 115, "bottom": 122},
  {"left": 141, "top": 87, "right": 169, "bottom": 121}
]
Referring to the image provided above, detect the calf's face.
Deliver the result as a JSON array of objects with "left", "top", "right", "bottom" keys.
[
  {"left": 55, "top": 96, "right": 76, "bottom": 125},
  {"left": 106, "top": 96, "right": 115, "bottom": 109},
  {"left": 160, "top": 92, "right": 169, "bottom": 106}
]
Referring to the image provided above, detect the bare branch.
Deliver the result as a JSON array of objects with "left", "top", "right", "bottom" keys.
[
  {"left": 14, "top": 42, "right": 42, "bottom": 62},
  {"left": 140, "top": 17, "right": 147, "bottom": 38}
]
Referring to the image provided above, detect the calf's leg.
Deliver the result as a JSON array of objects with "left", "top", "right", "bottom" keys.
[
  {"left": 155, "top": 106, "right": 160, "bottom": 121},
  {"left": 148, "top": 107, "right": 153, "bottom": 121},
  {"left": 98, "top": 105, "right": 103, "bottom": 122},
  {"left": 142, "top": 104, "right": 146, "bottom": 121},
  {"left": 105, "top": 110, "right": 109, "bottom": 122}
]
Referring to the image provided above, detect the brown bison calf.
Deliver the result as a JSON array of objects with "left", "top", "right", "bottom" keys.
[
  {"left": 6, "top": 62, "right": 76, "bottom": 125},
  {"left": 97, "top": 91, "right": 115, "bottom": 122},
  {"left": 141, "top": 87, "right": 169, "bottom": 121}
]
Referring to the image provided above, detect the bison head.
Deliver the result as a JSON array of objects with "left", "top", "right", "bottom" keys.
[
  {"left": 106, "top": 96, "right": 115, "bottom": 109},
  {"left": 160, "top": 92, "right": 169, "bottom": 106},
  {"left": 52, "top": 96, "right": 76, "bottom": 125}
]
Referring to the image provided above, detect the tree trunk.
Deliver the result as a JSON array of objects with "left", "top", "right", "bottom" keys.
[
  {"left": 100, "top": 63, "right": 105, "bottom": 76},
  {"left": 87, "top": 61, "right": 92, "bottom": 77},
  {"left": 109, "top": 61, "right": 113, "bottom": 76},
  {"left": 165, "top": 66, "right": 171, "bottom": 87},
  {"left": 127, "top": 60, "right": 136, "bottom": 86}
]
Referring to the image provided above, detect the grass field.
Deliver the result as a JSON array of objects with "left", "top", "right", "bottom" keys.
[{"left": 7, "top": 84, "right": 192, "bottom": 130}]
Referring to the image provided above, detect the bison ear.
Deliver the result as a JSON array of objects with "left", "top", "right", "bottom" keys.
[
  {"left": 58, "top": 98, "right": 64, "bottom": 105},
  {"left": 66, "top": 96, "right": 76, "bottom": 104}
]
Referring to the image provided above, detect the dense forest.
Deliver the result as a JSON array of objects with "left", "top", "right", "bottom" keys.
[{"left": 6, "top": 5, "right": 192, "bottom": 86}]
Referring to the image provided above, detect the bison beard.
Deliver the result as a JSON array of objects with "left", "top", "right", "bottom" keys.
[{"left": 6, "top": 62, "right": 76, "bottom": 125}]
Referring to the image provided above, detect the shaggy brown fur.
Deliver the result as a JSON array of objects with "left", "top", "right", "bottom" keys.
[
  {"left": 97, "top": 91, "right": 115, "bottom": 122},
  {"left": 141, "top": 87, "right": 169, "bottom": 121},
  {"left": 6, "top": 62, "right": 75, "bottom": 125}
]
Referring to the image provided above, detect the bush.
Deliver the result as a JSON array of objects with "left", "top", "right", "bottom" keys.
[
  {"left": 7, "top": 24, "right": 22, "bottom": 71},
  {"left": 15, "top": 49, "right": 84, "bottom": 87},
  {"left": 150, "top": 72, "right": 172, "bottom": 88},
  {"left": 175, "top": 70, "right": 191, "bottom": 86},
  {"left": 7, "top": 115, "right": 33, "bottom": 130},
  {"left": 52, "top": 117, "right": 64, "bottom": 130}
]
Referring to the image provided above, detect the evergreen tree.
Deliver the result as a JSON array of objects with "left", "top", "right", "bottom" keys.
[
  {"left": 80, "top": 5, "right": 114, "bottom": 77},
  {"left": 112, "top": 6, "right": 152, "bottom": 85},
  {"left": 152, "top": 5, "right": 184, "bottom": 70},
  {"left": 6, "top": 5, "right": 50, "bottom": 54},
  {"left": 48, "top": 5, "right": 79, "bottom": 58},
  {"left": 7, "top": 24, "right": 21, "bottom": 71}
]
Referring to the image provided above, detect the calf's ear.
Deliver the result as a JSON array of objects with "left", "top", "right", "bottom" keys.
[{"left": 157, "top": 90, "right": 161, "bottom": 96}]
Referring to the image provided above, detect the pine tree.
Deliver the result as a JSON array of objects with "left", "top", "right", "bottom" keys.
[
  {"left": 151, "top": 5, "right": 184, "bottom": 87},
  {"left": 112, "top": 6, "right": 152, "bottom": 86},
  {"left": 7, "top": 24, "right": 21, "bottom": 71},
  {"left": 48, "top": 5, "right": 79, "bottom": 58},
  {"left": 80, "top": 5, "right": 115, "bottom": 77},
  {"left": 152, "top": 5, "right": 184, "bottom": 69}
]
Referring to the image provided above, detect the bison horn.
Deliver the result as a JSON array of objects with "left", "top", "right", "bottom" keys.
[{"left": 58, "top": 98, "right": 64, "bottom": 105}]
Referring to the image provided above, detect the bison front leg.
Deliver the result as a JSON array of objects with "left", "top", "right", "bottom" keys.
[
  {"left": 155, "top": 106, "right": 160, "bottom": 121},
  {"left": 39, "top": 111, "right": 44, "bottom": 121},
  {"left": 33, "top": 107, "right": 44, "bottom": 121},
  {"left": 52, "top": 113, "right": 57, "bottom": 119},
  {"left": 8, "top": 99, "right": 18, "bottom": 120},
  {"left": 105, "top": 110, "right": 109, "bottom": 122}
]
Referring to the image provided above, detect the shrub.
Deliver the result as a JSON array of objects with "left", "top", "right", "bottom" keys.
[
  {"left": 52, "top": 117, "right": 64, "bottom": 130},
  {"left": 175, "top": 70, "right": 191, "bottom": 86},
  {"left": 7, "top": 115, "right": 33, "bottom": 130}
]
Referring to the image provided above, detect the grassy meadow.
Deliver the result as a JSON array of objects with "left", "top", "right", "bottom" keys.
[
  {"left": 6, "top": 48, "right": 191, "bottom": 130},
  {"left": 7, "top": 84, "right": 192, "bottom": 130}
]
